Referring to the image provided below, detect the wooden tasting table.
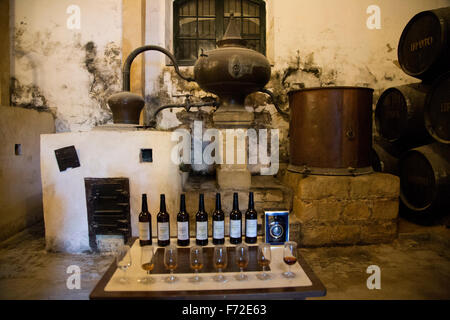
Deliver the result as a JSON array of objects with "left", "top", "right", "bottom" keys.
[{"left": 90, "top": 237, "right": 326, "bottom": 300}]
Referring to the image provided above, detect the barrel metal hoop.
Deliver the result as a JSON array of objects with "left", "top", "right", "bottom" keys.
[{"left": 400, "top": 192, "right": 433, "bottom": 212}]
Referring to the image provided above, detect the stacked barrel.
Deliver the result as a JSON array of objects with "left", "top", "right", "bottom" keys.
[{"left": 373, "top": 7, "right": 450, "bottom": 222}]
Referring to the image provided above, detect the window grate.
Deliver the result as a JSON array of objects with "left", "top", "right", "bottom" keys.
[{"left": 173, "top": 0, "right": 266, "bottom": 65}]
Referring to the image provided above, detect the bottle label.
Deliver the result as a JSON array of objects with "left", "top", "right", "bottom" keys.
[
  {"left": 177, "top": 221, "right": 189, "bottom": 241},
  {"left": 246, "top": 219, "right": 257, "bottom": 238},
  {"left": 230, "top": 219, "right": 241, "bottom": 238},
  {"left": 158, "top": 222, "right": 169, "bottom": 241},
  {"left": 139, "top": 222, "right": 150, "bottom": 241},
  {"left": 213, "top": 220, "right": 224, "bottom": 239},
  {"left": 196, "top": 221, "right": 208, "bottom": 240}
]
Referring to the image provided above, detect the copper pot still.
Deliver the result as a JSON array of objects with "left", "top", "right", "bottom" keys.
[
  {"left": 288, "top": 87, "right": 374, "bottom": 176},
  {"left": 108, "top": 14, "right": 273, "bottom": 126},
  {"left": 193, "top": 15, "right": 271, "bottom": 109}
]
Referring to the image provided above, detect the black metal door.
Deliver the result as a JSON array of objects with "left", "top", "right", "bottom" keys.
[{"left": 84, "top": 178, "right": 131, "bottom": 251}]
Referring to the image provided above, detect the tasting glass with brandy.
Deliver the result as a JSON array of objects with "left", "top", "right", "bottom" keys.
[
  {"left": 256, "top": 243, "right": 271, "bottom": 280},
  {"left": 139, "top": 246, "right": 155, "bottom": 284},
  {"left": 283, "top": 241, "right": 298, "bottom": 278},
  {"left": 190, "top": 246, "right": 204, "bottom": 283},
  {"left": 213, "top": 246, "right": 228, "bottom": 282},
  {"left": 115, "top": 245, "right": 132, "bottom": 283},
  {"left": 164, "top": 245, "right": 178, "bottom": 283},
  {"left": 235, "top": 243, "right": 249, "bottom": 281}
]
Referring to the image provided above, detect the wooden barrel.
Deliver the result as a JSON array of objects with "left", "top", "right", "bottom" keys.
[
  {"left": 398, "top": 7, "right": 450, "bottom": 80},
  {"left": 375, "top": 83, "right": 431, "bottom": 143},
  {"left": 399, "top": 143, "right": 450, "bottom": 214},
  {"left": 424, "top": 72, "right": 450, "bottom": 144},
  {"left": 288, "top": 87, "right": 373, "bottom": 176},
  {"left": 371, "top": 141, "right": 400, "bottom": 175}
]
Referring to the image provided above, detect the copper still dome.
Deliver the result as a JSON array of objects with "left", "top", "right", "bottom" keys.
[{"left": 193, "top": 14, "right": 271, "bottom": 105}]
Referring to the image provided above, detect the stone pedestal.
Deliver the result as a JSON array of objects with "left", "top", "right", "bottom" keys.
[
  {"left": 213, "top": 105, "right": 254, "bottom": 127},
  {"left": 216, "top": 164, "right": 251, "bottom": 190},
  {"left": 283, "top": 172, "right": 400, "bottom": 246},
  {"left": 215, "top": 126, "right": 252, "bottom": 190}
]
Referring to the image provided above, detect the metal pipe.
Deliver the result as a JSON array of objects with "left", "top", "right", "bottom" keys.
[
  {"left": 153, "top": 100, "right": 218, "bottom": 118},
  {"left": 122, "top": 45, "right": 195, "bottom": 91},
  {"left": 258, "top": 88, "right": 289, "bottom": 119}
]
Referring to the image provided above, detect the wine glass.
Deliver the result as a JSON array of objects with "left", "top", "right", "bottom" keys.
[
  {"left": 235, "top": 244, "right": 249, "bottom": 281},
  {"left": 190, "top": 246, "right": 204, "bottom": 283},
  {"left": 256, "top": 243, "right": 271, "bottom": 280},
  {"left": 139, "top": 246, "right": 155, "bottom": 284},
  {"left": 213, "top": 246, "right": 228, "bottom": 282},
  {"left": 115, "top": 245, "right": 132, "bottom": 283},
  {"left": 164, "top": 245, "right": 178, "bottom": 283},
  {"left": 283, "top": 241, "right": 298, "bottom": 278}
]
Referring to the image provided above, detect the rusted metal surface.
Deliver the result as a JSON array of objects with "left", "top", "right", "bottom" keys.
[
  {"left": 375, "top": 83, "right": 431, "bottom": 143},
  {"left": 399, "top": 143, "right": 450, "bottom": 214},
  {"left": 107, "top": 91, "right": 144, "bottom": 124},
  {"left": 398, "top": 7, "right": 450, "bottom": 80},
  {"left": 288, "top": 87, "right": 374, "bottom": 176},
  {"left": 425, "top": 71, "right": 450, "bottom": 144}
]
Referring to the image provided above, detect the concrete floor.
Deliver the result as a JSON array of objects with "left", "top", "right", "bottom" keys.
[{"left": 0, "top": 220, "right": 449, "bottom": 300}]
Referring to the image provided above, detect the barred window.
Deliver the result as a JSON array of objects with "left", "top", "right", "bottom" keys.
[{"left": 173, "top": 0, "right": 266, "bottom": 65}]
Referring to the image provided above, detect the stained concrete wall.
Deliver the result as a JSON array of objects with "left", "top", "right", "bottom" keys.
[
  {"left": 268, "top": 0, "right": 450, "bottom": 93},
  {"left": 0, "top": 106, "right": 55, "bottom": 241},
  {"left": 10, "top": 0, "right": 122, "bottom": 132}
]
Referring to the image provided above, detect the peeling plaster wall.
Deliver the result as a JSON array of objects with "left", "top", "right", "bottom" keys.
[
  {"left": 269, "top": 0, "right": 450, "bottom": 97},
  {"left": 10, "top": 0, "right": 122, "bottom": 132}
]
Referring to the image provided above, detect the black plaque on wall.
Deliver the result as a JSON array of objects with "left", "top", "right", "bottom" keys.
[{"left": 54, "top": 146, "right": 80, "bottom": 172}]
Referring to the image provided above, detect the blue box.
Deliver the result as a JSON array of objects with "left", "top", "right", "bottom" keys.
[{"left": 264, "top": 210, "right": 289, "bottom": 245}]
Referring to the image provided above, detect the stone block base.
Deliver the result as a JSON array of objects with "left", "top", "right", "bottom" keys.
[
  {"left": 216, "top": 166, "right": 251, "bottom": 190},
  {"left": 212, "top": 108, "right": 254, "bottom": 127},
  {"left": 283, "top": 172, "right": 400, "bottom": 247}
]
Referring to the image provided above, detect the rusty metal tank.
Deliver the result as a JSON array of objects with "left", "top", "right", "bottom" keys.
[
  {"left": 288, "top": 87, "right": 374, "bottom": 176},
  {"left": 193, "top": 14, "right": 271, "bottom": 110}
]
